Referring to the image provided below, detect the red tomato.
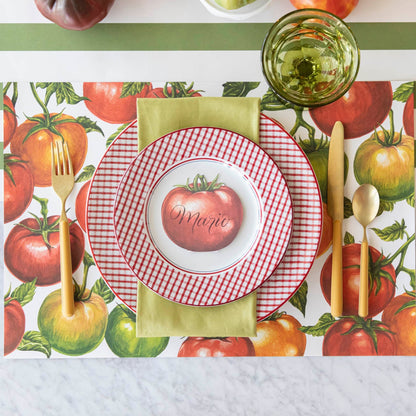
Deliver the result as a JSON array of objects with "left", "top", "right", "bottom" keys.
[
  {"left": 3, "top": 155, "right": 34, "bottom": 223},
  {"left": 323, "top": 317, "right": 396, "bottom": 355},
  {"left": 403, "top": 94, "right": 414, "bottom": 137},
  {"left": 146, "top": 86, "right": 201, "bottom": 98},
  {"left": 290, "top": 0, "right": 359, "bottom": 19},
  {"left": 161, "top": 175, "right": 244, "bottom": 251},
  {"left": 4, "top": 298, "right": 25, "bottom": 356},
  {"left": 4, "top": 215, "right": 84, "bottom": 286},
  {"left": 321, "top": 244, "right": 396, "bottom": 317},
  {"left": 83, "top": 82, "right": 152, "bottom": 124},
  {"left": 353, "top": 115, "right": 414, "bottom": 202},
  {"left": 10, "top": 113, "right": 88, "bottom": 187},
  {"left": 75, "top": 180, "right": 90, "bottom": 232},
  {"left": 3, "top": 95, "right": 17, "bottom": 148},
  {"left": 382, "top": 292, "right": 416, "bottom": 356},
  {"left": 310, "top": 82, "right": 393, "bottom": 139},
  {"left": 178, "top": 337, "right": 255, "bottom": 357}
]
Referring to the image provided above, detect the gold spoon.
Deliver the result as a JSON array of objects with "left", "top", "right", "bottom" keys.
[{"left": 352, "top": 184, "right": 380, "bottom": 318}]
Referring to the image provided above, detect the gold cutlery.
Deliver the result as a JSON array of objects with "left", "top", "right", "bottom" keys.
[
  {"left": 327, "top": 121, "right": 344, "bottom": 318},
  {"left": 51, "top": 140, "right": 75, "bottom": 317}
]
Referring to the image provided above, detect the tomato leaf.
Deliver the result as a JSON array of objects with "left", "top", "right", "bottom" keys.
[
  {"left": 106, "top": 123, "right": 129, "bottom": 147},
  {"left": 378, "top": 199, "right": 395, "bottom": 216},
  {"left": 371, "top": 219, "right": 406, "bottom": 242},
  {"left": 75, "top": 165, "right": 95, "bottom": 183},
  {"left": 406, "top": 193, "right": 415, "bottom": 208},
  {"left": 36, "top": 82, "right": 88, "bottom": 106},
  {"left": 76, "top": 116, "right": 104, "bottom": 136},
  {"left": 222, "top": 82, "right": 260, "bottom": 97},
  {"left": 91, "top": 278, "right": 115, "bottom": 304},
  {"left": 289, "top": 281, "right": 308, "bottom": 316},
  {"left": 344, "top": 197, "right": 353, "bottom": 219},
  {"left": 120, "top": 82, "right": 151, "bottom": 98},
  {"left": 299, "top": 313, "right": 335, "bottom": 336},
  {"left": 344, "top": 231, "right": 355, "bottom": 245},
  {"left": 18, "top": 331, "right": 51, "bottom": 358},
  {"left": 10, "top": 279, "right": 37, "bottom": 307},
  {"left": 260, "top": 88, "right": 294, "bottom": 111},
  {"left": 393, "top": 82, "right": 414, "bottom": 103}
]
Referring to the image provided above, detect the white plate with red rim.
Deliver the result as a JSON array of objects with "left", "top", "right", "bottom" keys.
[
  {"left": 86, "top": 115, "right": 322, "bottom": 320},
  {"left": 112, "top": 126, "right": 293, "bottom": 306}
]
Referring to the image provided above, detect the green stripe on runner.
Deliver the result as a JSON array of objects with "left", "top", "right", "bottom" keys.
[{"left": 0, "top": 23, "right": 415, "bottom": 50}]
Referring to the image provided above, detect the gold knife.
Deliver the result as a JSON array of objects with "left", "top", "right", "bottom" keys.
[{"left": 327, "top": 121, "right": 344, "bottom": 318}]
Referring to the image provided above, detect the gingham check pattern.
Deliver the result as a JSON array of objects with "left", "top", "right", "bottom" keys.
[
  {"left": 112, "top": 127, "right": 292, "bottom": 306},
  {"left": 87, "top": 116, "right": 322, "bottom": 318}
]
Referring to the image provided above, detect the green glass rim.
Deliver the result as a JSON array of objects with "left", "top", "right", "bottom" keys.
[{"left": 261, "top": 8, "right": 361, "bottom": 108}]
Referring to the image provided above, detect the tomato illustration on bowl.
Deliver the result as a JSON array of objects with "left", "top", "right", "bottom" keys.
[{"left": 161, "top": 174, "right": 244, "bottom": 252}]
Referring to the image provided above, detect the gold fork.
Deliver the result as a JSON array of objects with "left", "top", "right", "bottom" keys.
[{"left": 51, "top": 140, "right": 75, "bottom": 317}]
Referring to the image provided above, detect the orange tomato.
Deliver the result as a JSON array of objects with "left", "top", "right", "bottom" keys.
[
  {"left": 10, "top": 113, "right": 88, "bottom": 187},
  {"left": 290, "top": 0, "right": 359, "bottom": 19},
  {"left": 317, "top": 202, "right": 332, "bottom": 257},
  {"left": 382, "top": 292, "right": 416, "bottom": 356},
  {"left": 250, "top": 313, "right": 306, "bottom": 356}
]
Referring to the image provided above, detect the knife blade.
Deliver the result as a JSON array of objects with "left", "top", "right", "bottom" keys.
[{"left": 327, "top": 121, "right": 344, "bottom": 318}]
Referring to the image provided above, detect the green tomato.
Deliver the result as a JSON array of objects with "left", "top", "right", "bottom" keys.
[
  {"left": 38, "top": 289, "right": 108, "bottom": 356},
  {"left": 105, "top": 304, "right": 169, "bottom": 357}
]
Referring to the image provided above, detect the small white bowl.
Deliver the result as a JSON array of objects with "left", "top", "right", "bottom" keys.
[{"left": 200, "top": 0, "right": 272, "bottom": 20}]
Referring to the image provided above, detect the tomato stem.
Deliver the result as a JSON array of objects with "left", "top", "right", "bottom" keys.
[
  {"left": 176, "top": 174, "right": 223, "bottom": 192},
  {"left": 30, "top": 82, "right": 50, "bottom": 125},
  {"left": 290, "top": 108, "right": 316, "bottom": 142},
  {"left": 76, "top": 251, "right": 96, "bottom": 301}
]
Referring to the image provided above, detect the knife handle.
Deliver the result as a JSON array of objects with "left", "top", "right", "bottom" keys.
[
  {"left": 331, "top": 219, "right": 343, "bottom": 318},
  {"left": 358, "top": 236, "right": 369, "bottom": 318}
]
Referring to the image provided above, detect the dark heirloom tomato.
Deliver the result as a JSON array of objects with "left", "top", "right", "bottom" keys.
[
  {"left": 4, "top": 299, "right": 25, "bottom": 356},
  {"left": 3, "top": 95, "right": 17, "bottom": 148},
  {"left": 5, "top": 214, "right": 84, "bottom": 286},
  {"left": 310, "top": 82, "right": 393, "bottom": 139},
  {"left": 83, "top": 82, "right": 152, "bottom": 124},
  {"left": 34, "top": 0, "right": 115, "bottom": 31},
  {"left": 323, "top": 317, "right": 396, "bottom": 356},
  {"left": 321, "top": 244, "right": 396, "bottom": 317},
  {"left": 161, "top": 174, "right": 244, "bottom": 252},
  {"left": 290, "top": 0, "right": 359, "bottom": 19},
  {"left": 178, "top": 337, "right": 255, "bottom": 357},
  {"left": 3, "top": 155, "right": 34, "bottom": 223}
]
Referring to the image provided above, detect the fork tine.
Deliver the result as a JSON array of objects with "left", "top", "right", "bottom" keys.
[
  {"left": 56, "top": 140, "right": 65, "bottom": 175},
  {"left": 64, "top": 141, "right": 73, "bottom": 176},
  {"left": 51, "top": 142, "right": 56, "bottom": 176}
]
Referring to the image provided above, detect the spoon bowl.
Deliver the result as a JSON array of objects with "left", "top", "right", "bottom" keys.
[{"left": 352, "top": 184, "right": 380, "bottom": 317}]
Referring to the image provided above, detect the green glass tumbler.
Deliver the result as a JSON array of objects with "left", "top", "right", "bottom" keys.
[{"left": 262, "top": 8, "right": 360, "bottom": 107}]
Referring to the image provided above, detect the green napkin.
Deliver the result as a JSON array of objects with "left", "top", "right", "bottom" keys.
[{"left": 136, "top": 96, "right": 260, "bottom": 337}]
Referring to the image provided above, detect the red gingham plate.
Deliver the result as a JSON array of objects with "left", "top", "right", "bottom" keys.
[
  {"left": 112, "top": 127, "right": 293, "bottom": 306},
  {"left": 87, "top": 115, "right": 322, "bottom": 319}
]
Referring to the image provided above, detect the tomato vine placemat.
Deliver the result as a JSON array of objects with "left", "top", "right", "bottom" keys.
[{"left": 2, "top": 80, "right": 415, "bottom": 358}]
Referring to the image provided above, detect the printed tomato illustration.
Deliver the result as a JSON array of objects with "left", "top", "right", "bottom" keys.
[
  {"left": 4, "top": 197, "right": 84, "bottom": 286},
  {"left": 105, "top": 304, "right": 169, "bottom": 357},
  {"left": 321, "top": 244, "right": 396, "bottom": 317},
  {"left": 161, "top": 174, "right": 244, "bottom": 252},
  {"left": 83, "top": 82, "right": 152, "bottom": 124},
  {"left": 38, "top": 288, "right": 107, "bottom": 356},
  {"left": 75, "top": 180, "right": 91, "bottom": 232},
  {"left": 3, "top": 154, "right": 34, "bottom": 223},
  {"left": 10, "top": 113, "right": 88, "bottom": 187},
  {"left": 3, "top": 95, "right": 17, "bottom": 148},
  {"left": 403, "top": 93, "right": 414, "bottom": 137},
  {"left": 310, "top": 82, "right": 393, "bottom": 139},
  {"left": 290, "top": 0, "right": 359, "bottom": 19},
  {"left": 178, "top": 337, "right": 255, "bottom": 357},
  {"left": 382, "top": 291, "right": 416, "bottom": 355},
  {"left": 316, "top": 202, "right": 332, "bottom": 257},
  {"left": 323, "top": 317, "right": 396, "bottom": 356},
  {"left": 145, "top": 82, "right": 202, "bottom": 98},
  {"left": 354, "top": 111, "right": 414, "bottom": 201},
  {"left": 250, "top": 313, "right": 306, "bottom": 356},
  {"left": 4, "top": 298, "right": 25, "bottom": 356}
]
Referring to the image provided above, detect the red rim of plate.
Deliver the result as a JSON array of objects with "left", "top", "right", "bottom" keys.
[
  {"left": 111, "top": 127, "right": 293, "bottom": 306},
  {"left": 86, "top": 115, "right": 322, "bottom": 319}
]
